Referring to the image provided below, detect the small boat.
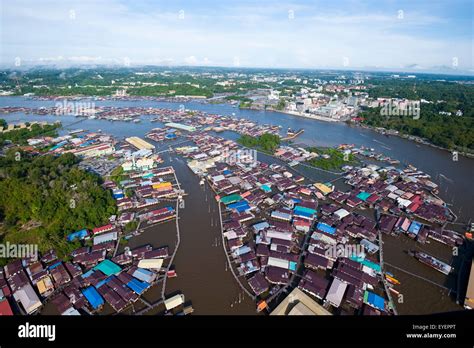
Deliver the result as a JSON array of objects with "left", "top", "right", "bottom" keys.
[
  {"left": 287, "top": 128, "right": 304, "bottom": 136},
  {"left": 385, "top": 274, "right": 401, "bottom": 285},
  {"left": 167, "top": 270, "right": 177, "bottom": 278},
  {"left": 257, "top": 300, "right": 268, "bottom": 312},
  {"left": 199, "top": 179, "right": 205, "bottom": 186},
  {"left": 409, "top": 250, "right": 452, "bottom": 275},
  {"left": 389, "top": 287, "right": 400, "bottom": 296}
]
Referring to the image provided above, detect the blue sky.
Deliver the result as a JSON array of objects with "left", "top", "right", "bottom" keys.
[{"left": 1, "top": 0, "right": 472, "bottom": 72}]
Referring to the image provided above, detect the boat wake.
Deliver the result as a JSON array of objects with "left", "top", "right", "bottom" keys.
[
  {"left": 439, "top": 173, "right": 454, "bottom": 183},
  {"left": 373, "top": 139, "right": 389, "bottom": 146}
]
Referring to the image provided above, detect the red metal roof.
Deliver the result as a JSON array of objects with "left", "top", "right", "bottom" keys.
[
  {"left": 0, "top": 299, "right": 13, "bottom": 316},
  {"left": 92, "top": 224, "right": 113, "bottom": 234}
]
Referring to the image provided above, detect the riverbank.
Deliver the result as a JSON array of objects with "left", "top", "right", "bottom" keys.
[
  {"left": 237, "top": 99, "right": 474, "bottom": 159},
  {"left": 355, "top": 123, "right": 474, "bottom": 159}
]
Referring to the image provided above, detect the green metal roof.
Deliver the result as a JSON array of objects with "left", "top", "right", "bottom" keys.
[
  {"left": 349, "top": 255, "right": 381, "bottom": 273},
  {"left": 356, "top": 191, "right": 371, "bottom": 201},
  {"left": 220, "top": 193, "right": 242, "bottom": 205},
  {"left": 93, "top": 259, "right": 122, "bottom": 276}
]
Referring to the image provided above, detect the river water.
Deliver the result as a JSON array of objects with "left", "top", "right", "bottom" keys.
[{"left": 0, "top": 96, "right": 472, "bottom": 315}]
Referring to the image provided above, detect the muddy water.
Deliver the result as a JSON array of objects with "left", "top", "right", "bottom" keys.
[{"left": 1, "top": 97, "right": 471, "bottom": 315}]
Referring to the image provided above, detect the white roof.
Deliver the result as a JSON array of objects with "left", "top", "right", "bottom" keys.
[
  {"left": 386, "top": 185, "right": 398, "bottom": 192},
  {"left": 13, "top": 284, "right": 42, "bottom": 314},
  {"left": 325, "top": 278, "right": 347, "bottom": 308},
  {"left": 93, "top": 231, "right": 118, "bottom": 245},
  {"left": 223, "top": 230, "right": 238, "bottom": 240},
  {"left": 164, "top": 294, "right": 185, "bottom": 310},
  {"left": 267, "top": 257, "right": 290, "bottom": 269},
  {"left": 212, "top": 175, "right": 225, "bottom": 182},
  {"left": 137, "top": 259, "right": 164, "bottom": 269},
  {"left": 228, "top": 176, "right": 242, "bottom": 185},
  {"left": 62, "top": 307, "right": 81, "bottom": 315},
  {"left": 311, "top": 232, "right": 337, "bottom": 245},
  {"left": 334, "top": 208, "right": 350, "bottom": 219},
  {"left": 266, "top": 230, "right": 293, "bottom": 241},
  {"left": 387, "top": 192, "right": 399, "bottom": 200},
  {"left": 396, "top": 197, "right": 412, "bottom": 207}
]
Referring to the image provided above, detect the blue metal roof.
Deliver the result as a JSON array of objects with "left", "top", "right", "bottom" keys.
[
  {"left": 228, "top": 200, "right": 250, "bottom": 212},
  {"left": 95, "top": 277, "right": 112, "bottom": 289},
  {"left": 81, "top": 270, "right": 94, "bottom": 279},
  {"left": 126, "top": 278, "right": 149, "bottom": 294},
  {"left": 365, "top": 291, "right": 385, "bottom": 311},
  {"left": 234, "top": 245, "right": 251, "bottom": 256},
  {"left": 253, "top": 222, "right": 270, "bottom": 231},
  {"left": 289, "top": 261, "right": 297, "bottom": 271},
  {"left": 408, "top": 221, "right": 422, "bottom": 235},
  {"left": 294, "top": 205, "right": 316, "bottom": 215},
  {"left": 317, "top": 222, "right": 336, "bottom": 235},
  {"left": 48, "top": 261, "right": 62, "bottom": 270},
  {"left": 66, "top": 229, "right": 88, "bottom": 242},
  {"left": 293, "top": 210, "right": 313, "bottom": 218},
  {"left": 82, "top": 286, "right": 104, "bottom": 310}
]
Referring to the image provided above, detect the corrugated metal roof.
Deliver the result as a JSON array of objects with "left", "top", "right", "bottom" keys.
[
  {"left": 126, "top": 279, "right": 149, "bottom": 294},
  {"left": 137, "top": 259, "right": 164, "bottom": 269},
  {"left": 268, "top": 257, "right": 290, "bottom": 269},
  {"left": 93, "top": 259, "right": 121, "bottom": 276},
  {"left": 82, "top": 286, "right": 104, "bottom": 310},
  {"left": 164, "top": 294, "right": 185, "bottom": 310},
  {"left": 325, "top": 278, "right": 347, "bottom": 308}
]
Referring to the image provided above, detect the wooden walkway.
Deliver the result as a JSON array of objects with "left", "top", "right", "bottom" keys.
[
  {"left": 218, "top": 200, "right": 256, "bottom": 301},
  {"left": 160, "top": 168, "right": 182, "bottom": 300},
  {"left": 378, "top": 231, "right": 399, "bottom": 315}
]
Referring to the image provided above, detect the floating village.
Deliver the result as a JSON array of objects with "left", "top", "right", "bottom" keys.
[{"left": 0, "top": 102, "right": 471, "bottom": 317}]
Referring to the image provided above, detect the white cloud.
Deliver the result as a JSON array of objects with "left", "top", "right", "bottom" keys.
[
  {"left": 0, "top": 0, "right": 472, "bottom": 71},
  {"left": 183, "top": 56, "right": 198, "bottom": 65}
]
